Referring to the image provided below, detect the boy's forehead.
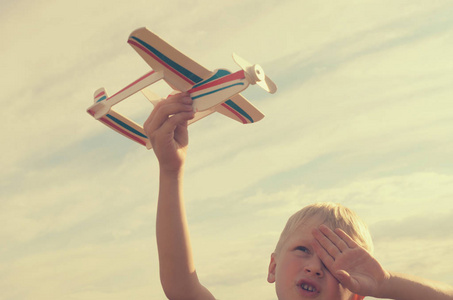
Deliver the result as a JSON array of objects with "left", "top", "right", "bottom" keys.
[
  {"left": 288, "top": 216, "right": 326, "bottom": 238},
  {"left": 295, "top": 215, "right": 326, "bottom": 230}
]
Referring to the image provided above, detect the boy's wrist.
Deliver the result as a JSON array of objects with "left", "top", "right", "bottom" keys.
[
  {"left": 159, "top": 164, "right": 185, "bottom": 180},
  {"left": 157, "top": 156, "right": 186, "bottom": 174},
  {"left": 373, "top": 270, "right": 393, "bottom": 299}
]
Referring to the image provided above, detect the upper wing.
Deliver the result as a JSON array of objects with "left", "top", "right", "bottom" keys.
[{"left": 128, "top": 27, "right": 212, "bottom": 91}]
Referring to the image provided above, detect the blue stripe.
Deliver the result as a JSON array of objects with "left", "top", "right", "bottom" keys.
[
  {"left": 106, "top": 114, "right": 148, "bottom": 138},
  {"left": 130, "top": 36, "right": 203, "bottom": 84},
  {"left": 96, "top": 96, "right": 107, "bottom": 103},
  {"left": 192, "top": 69, "right": 231, "bottom": 89},
  {"left": 224, "top": 100, "right": 254, "bottom": 123},
  {"left": 192, "top": 83, "right": 244, "bottom": 100}
]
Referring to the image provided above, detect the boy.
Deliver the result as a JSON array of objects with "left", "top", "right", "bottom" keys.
[{"left": 143, "top": 93, "right": 453, "bottom": 300}]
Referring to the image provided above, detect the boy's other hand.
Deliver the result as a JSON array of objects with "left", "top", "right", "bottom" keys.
[
  {"left": 312, "top": 225, "right": 390, "bottom": 298},
  {"left": 143, "top": 92, "right": 195, "bottom": 173}
]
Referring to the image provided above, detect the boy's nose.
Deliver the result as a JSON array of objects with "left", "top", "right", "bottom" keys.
[{"left": 304, "top": 257, "right": 324, "bottom": 278}]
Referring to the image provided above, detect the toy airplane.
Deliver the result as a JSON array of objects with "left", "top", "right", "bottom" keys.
[{"left": 87, "top": 27, "right": 277, "bottom": 149}]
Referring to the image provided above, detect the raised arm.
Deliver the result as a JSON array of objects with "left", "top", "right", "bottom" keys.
[
  {"left": 144, "top": 93, "right": 215, "bottom": 300},
  {"left": 312, "top": 225, "right": 453, "bottom": 300},
  {"left": 379, "top": 272, "right": 453, "bottom": 300}
]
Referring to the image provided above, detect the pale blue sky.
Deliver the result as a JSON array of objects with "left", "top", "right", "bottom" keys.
[{"left": 1, "top": 0, "right": 453, "bottom": 299}]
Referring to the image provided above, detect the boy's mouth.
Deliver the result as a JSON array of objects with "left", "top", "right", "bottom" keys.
[
  {"left": 300, "top": 283, "right": 317, "bottom": 292},
  {"left": 297, "top": 279, "right": 320, "bottom": 296}
]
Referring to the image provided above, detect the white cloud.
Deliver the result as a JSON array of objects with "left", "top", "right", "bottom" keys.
[{"left": 0, "top": 239, "right": 164, "bottom": 300}]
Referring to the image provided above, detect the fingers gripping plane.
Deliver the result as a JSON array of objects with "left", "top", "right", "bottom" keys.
[{"left": 87, "top": 27, "right": 277, "bottom": 149}]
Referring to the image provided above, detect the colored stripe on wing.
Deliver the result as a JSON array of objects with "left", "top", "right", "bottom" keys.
[
  {"left": 128, "top": 37, "right": 202, "bottom": 85},
  {"left": 222, "top": 100, "right": 253, "bottom": 124},
  {"left": 87, "top": 110, "right": 148, "bottom": 146},
  {"left": 105, "top": 114, "right": 148, "bottom": 139}
]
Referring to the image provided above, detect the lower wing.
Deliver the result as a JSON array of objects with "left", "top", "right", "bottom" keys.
[{"left": 215, "top": 94, "right": 264, "bottom": 124}]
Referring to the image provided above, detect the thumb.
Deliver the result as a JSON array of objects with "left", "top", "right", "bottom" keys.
[
  {"left": 335, "top": 270, "right": 353, "bottom": 286},
  {"left": 336, "top": 270, "right": 358, "bottom": 290},
  {"left": 336, "top": 270, "right": 350, "bottom": 282}
]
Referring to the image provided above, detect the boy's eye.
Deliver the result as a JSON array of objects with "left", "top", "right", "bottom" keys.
[{"left": 295, "top": 246, "right": 310, "bottom": 254}]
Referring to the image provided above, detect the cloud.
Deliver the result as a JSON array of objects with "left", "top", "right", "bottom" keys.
[
  {"left": 371, "top": 210, "right": 453, "bottom": 241},
  {"left": 245, "top": 171, "right": 453, "bottom": 220},
  {"left": 0, "top": 239, "right": 164, "bottom": 300},
  {"left": 177, "top": 1, "right": 453, "bottom": 205},
  {"left": 2, "top": 0, "right": 453, "bottom": 299}
]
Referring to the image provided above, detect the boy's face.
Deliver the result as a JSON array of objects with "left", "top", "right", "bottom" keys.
[{"left": 268, "top": 216, "right": 354, "bottom": 300}]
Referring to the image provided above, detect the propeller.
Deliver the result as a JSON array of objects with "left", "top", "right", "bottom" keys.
[{"left": 232, "top": 53, "right": 277, "bottom": 94}]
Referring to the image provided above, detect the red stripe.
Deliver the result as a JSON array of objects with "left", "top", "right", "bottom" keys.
[
  {"left": 88, "top": 110, "right": 147, "bottom": 146},
  {"left": 99, "top": 116, "right": 147, "bottom": 146},
  {"left": 128, "top": 39, "right": 195, "bottom": 85},
  {"left": 189, "top": 70, "right": 245, "bottom": 94},
  {"left": 221, "top": 103, "right": 247, "bottom": 124},
  {"left": 95, "top": 91, "right": 105, "bottom": 99},
  {"left": 106, "top": 70, "right": 156, "bottom": 101}
]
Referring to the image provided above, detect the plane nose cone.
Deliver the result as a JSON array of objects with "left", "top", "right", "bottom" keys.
[{"left": 252, "top": 64, "right": 265, "bottom": 82}]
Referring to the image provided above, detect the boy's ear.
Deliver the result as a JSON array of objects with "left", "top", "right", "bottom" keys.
[{"left": 267, "top": 253, "right": 277, "bottom": 283}]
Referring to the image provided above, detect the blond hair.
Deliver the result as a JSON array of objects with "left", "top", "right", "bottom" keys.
[{"left": 274, "top": 202, "right": 373, "bottom": 254}]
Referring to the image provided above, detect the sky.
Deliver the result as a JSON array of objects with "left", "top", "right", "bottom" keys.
[{"left": 1, "top": 0, "right": 453, "bottom": 299}]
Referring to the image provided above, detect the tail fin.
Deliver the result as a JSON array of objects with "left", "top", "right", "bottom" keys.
[
  {"left": 88, "top": 88, "right": 110, "bottom": 119},
  {"left": 94, "top": 88, "right": 108, "bottom": 103}
]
